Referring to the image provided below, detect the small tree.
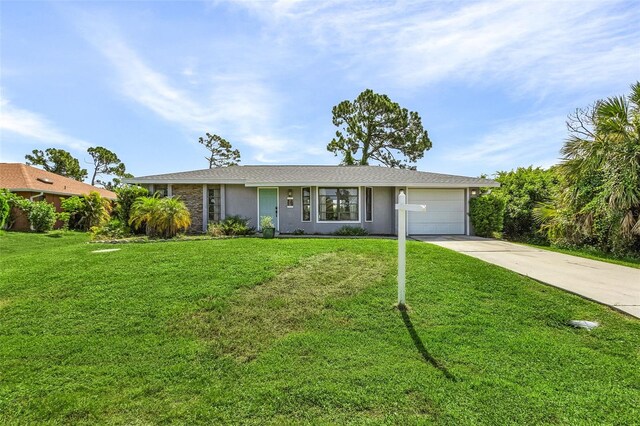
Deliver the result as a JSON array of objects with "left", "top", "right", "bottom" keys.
[
  {"left": 327, "top": 89, "right": 432, "bottom": 169},
  {"left": 198, "top": 133, "right": 241, "bottom": 168},
  {"left": 87, "top": 146, "right": 128, "bottom": 186},
  {"left": 25, "top": 148, "right": 87, "bottom": 181},
  {"left": 469, "top": 194, "right": 506, "bottom": 238}
]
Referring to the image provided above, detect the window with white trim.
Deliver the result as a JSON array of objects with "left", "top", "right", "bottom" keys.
[
  {"left": 302, "top": 187, "right": 311, "bottom": 222},
  {"left": 154, "top": 184, "right": 168, "bottom": 198},
  {"left": 365, "top": 187, "right": 373, "bottom": 222},
  {"left": 208, "top": 186, "right": 221, "bottom": 223},
  {"left": 318, "top": 187, "right": 359, "bottom": 221}
]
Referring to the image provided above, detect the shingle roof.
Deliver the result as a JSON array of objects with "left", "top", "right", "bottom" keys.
[
  {"left": 125, "top": 165, "right": 498, "bottom": 188},
  {"left": 0, "top": 163, "right": 117, "bottom": 199}
]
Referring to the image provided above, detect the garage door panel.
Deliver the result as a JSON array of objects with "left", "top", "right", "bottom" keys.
[{"left": 407, "top": 189, "right": 465, "bottom": 235}]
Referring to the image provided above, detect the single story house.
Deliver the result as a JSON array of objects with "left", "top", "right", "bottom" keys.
[
  {"left": 125, "top": 165, "right": 499, "bottom": 236},
  {"left": 0, "top": 163, "right": 116, "bottom": 231}
]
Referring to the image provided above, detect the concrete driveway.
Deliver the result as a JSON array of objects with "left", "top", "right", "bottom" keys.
[{"left": 414, "top": 236, "right": 640, "bottom": 318}]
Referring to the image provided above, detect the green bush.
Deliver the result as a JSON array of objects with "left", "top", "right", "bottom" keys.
[
  {"left": 61, "top": 192, "right": 112, "bottom": 231},
  {"left": 208, "top": 215, "right": 255, "bottom": 237},
  {"left": 90, "top": 219, "right": 131, "bottom": 240},
  {"left": 495, "top": 166, "right": 557, "bottom": 241},
  {"left": 56, "top": 212, "right": 71, "bottom": 231},
  {"left": 81, "top": 192, "right": 112, "bottom": 230},
  {"left": 61, "top": 196, "right": 85, "bottom": 230},
  {"left": 333, "top": 226, "right": 368, "bottom": 236},
  {"left": 115, "top": 185, "right": 149, "bottom": 232},
  {"left": 26, "top": 201, "right": 57, "bottom": 232},
  {"left": 0, "top": 189, "right": 10, "bottom": 229},
  {"left": 469, "top": 194, "right": 506, "bottom": 238}
]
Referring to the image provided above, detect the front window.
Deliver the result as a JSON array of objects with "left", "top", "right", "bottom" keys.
[
  {"left": 154, "top": 184, "right": 168, "bottom": 198},
  {"left": 208, "top": 186, "right": 221, "bottom": 222},
  {"left": 318, "top": 187, "right": 359, "bottom": 221}
]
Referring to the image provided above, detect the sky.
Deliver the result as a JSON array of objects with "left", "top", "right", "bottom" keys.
[{"left": 1, "top": 0, "right": 639, "bottom": 181}]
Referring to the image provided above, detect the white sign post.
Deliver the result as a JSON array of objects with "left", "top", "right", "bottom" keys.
[{"left": 395, "top": 190, "right": 426, "bottom": 308}]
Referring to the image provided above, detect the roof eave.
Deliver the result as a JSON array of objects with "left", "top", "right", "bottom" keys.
[
  {"left": 6, "top": 188, "right": 117, "bottom": 200},
  {"left": 245, "top": 182, "right": 499, "bottom": 188}
]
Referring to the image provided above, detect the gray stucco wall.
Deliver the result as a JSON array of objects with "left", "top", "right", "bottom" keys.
[
  {"left": 362, "top": 186, "right": 395, "bottom": 235},
  {"left": 224, "top": 185, "right": 258, "bottom": 229}
]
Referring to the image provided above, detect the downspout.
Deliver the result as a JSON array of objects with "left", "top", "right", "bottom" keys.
[
  {"left": 28, "top": 192, "right": 45, "bottom": 231},
  {"left": 29, "top": 192, "right": 44, "bottom": 201}
]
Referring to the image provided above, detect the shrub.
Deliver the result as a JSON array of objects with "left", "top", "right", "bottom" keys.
[
  {"left": 293, "top": 228, "right": 305, "bottom": 235},
  {"left": 129, "top": 196, "right": 191, "bottom": 238},
  {"left": 0, "top": 190, "right": 10, "bottom": 229},
  {"left": 208, "top": 215, "right": 254, "bottom": 237},
  {"left": 26, "top": 201, "right": 57, "bottom": 232},
  {"left": 81, "top": 192, "right": 112, "bottom": 230},
  {"left": 115, "top": 185, "right": 149, "bottom": 231},
  {"left": 469, "top": 194, "right": 506, "bottom": 238},
  {"left": 60, "top": 196, "right": 85, "bottom": 230},
  {"left": 494, "top": 166, "right": 557, "bottom": 242},
  {"left": 90, "top": 219, "right": 130, "bottom": 240},
  {"left": 56, "top": 212, "right": 71, "bottom": 231},
  {"left": 333, "top": 226, "right": 368, "bottom": 236}
]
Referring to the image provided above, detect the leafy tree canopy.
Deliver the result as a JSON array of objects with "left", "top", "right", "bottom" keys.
[
  {"left": 536, "top": 81, "right": 640, "bottom": 255},
  {"left": 25, "top": 148, "right": 87, "bottom": 181},
  {"left": 88, "top": 146, "right": 128, "bottom": 186},
  {"left": 198, "top": 133, "right": 241, "bottom": 168},
  {"left": 327, "top": 89, "right": 432, "bottom": 169}
]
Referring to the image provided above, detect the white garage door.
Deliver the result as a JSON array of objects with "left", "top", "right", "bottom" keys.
[{"left": 407, "top": 189, "right": 465, "bottom": 235}]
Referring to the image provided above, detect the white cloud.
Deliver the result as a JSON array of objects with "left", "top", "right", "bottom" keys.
[
  {"left": 0, "top": 95, "right": 91, "bottom": 151},
  {"left": 442, "top": 114, "right": 566, "bottom": 173},
  {"left": 73, "top": 14, "right": 296, "bottom": 163},
  {"left": 229, "top": 0, "right": 640, "bottom": 96}
]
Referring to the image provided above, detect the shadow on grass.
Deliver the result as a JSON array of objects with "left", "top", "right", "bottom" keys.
[{"left": 400, "top": 310, "right": 457, "bottom": 381}]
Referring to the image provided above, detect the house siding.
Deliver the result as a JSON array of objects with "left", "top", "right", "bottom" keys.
[
  {"left": 224, "top": 185, "right": 258, "bottom": 229},
  {"left": 172, "top": 184, "right": 204, "bottom": 233}
]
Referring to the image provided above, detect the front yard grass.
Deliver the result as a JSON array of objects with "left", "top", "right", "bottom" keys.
[
  {"left": 0, "top": 232, "right": 638, "bottom": 424},
  {"left": 521, "top": 242, "right": 640, "bottom": 269}
]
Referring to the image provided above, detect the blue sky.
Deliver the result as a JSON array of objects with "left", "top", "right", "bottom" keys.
[{"left": 1, "top": 0, "right": 639, "bottom": 180}]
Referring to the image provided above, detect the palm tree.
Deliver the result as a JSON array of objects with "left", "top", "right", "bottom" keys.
[
  {"left": 128, "top": 196, "right": 191, "bottom": 238},
  {"left": 129, "top": 196, "right": 161, "bottom": 237},
  {"left": 154, "top": 197, "right": 191, "bottom": 238},
  {"left": 552, "top": 81, "right": 640, "bottom": 251}
]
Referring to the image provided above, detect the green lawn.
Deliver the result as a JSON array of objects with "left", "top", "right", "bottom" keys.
[
  {"left": 521, "top": 242, "right": 640, "bottom": 269},
  {"left": 1, "top": 232, "right": 638, "bottom": 424}
]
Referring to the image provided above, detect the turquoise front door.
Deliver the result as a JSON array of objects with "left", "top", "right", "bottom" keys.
[{"left": 258, "top": 188, "right": 278, "bottom": 230}]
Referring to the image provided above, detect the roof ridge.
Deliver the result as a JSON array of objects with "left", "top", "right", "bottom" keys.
[{"left": 19, "top": 163, "right": 36, "bottom": 189}]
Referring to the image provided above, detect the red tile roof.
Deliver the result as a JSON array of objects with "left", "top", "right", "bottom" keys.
[{"left": 0, "top": 163, "right": 117, "bottom": 199}]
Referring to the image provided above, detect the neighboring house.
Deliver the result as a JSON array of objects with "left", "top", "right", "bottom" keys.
[
  {"left": 0, "top": 163, "right": 116, "bottom": 231},
  {"left": 125, "top": 165, "right": 499, "bottom": 236}
]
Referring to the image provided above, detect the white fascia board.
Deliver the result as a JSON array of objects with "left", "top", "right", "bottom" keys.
[{"left": 7, "top": 188, "right": 117, "bottom": 199}]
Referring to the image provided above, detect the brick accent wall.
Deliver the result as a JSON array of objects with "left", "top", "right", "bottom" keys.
[{"left": 172, "top": 184, "right": 203, "bottom": 233}]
